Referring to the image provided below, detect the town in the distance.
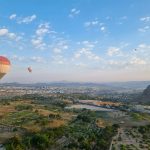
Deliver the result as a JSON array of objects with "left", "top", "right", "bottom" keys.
[{"left": 0, "top": 80, "right": 150, "bottom": 150}]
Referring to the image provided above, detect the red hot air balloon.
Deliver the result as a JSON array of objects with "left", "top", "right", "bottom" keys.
[
  {"left": 0, "top": 56, "right": 11, "bottom": 79},
  {"left": 28, "top": 67, "right": 32, "bottom": 73}
]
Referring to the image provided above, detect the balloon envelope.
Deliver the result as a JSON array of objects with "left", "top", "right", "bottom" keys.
[
  {"left": 0, "top": 56, "right": 11, "bottom": 79},
  {"left": 28, "top": 67, "right": 32, "bottom": 73}
]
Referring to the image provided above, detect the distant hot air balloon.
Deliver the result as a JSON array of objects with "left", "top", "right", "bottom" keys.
[
  {"left": 27, "top": 67, "right": 32, "bottom": 73},
  {"left": 0, "top": 56, "right": 11, "bottom": 79}
]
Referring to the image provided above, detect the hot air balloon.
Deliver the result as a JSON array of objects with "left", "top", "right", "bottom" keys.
[
  {"left": 27, "top": 67, "right": 32, "bottom": 73},
  {"left": 0, "top": 56, "right": 11, "bottom": 79}
]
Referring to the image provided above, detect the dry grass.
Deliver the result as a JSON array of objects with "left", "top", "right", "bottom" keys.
[
  {"left": 37, "top": 109, "right": 57, "bottom": 117},
  {"left": 79, "top": 100, "right": 121, "bottom": 106},
  {"left": 61, "top": 112, "right": 74, "bottom": 121},
  {"left": 96, "top": 118, "right": 111, "bottom": 128},
  {"left": 63, "top": 99, "right": 73, "bottom": 104},
  {"left": 23, "top": 123, "right": 41, "bottom": 133},
  {"left": 0, "top": 100, "right": 36, "bottom": 117},
  {"left": 0, "top": 105, "right": 15, "bottom": 117},
  {"left": 47, "top": 119, "right": 66, "bottom": 128},
  {"left": 10, "top": 100, "right": 35, "bottom": 107},
  {"left": 0, "top": 100, "right": 73, "bottom": 131}
]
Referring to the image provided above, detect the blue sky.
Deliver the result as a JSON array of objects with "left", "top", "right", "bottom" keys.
[{"left": 0, "top": 0, "right": 150, "bottom": 83}]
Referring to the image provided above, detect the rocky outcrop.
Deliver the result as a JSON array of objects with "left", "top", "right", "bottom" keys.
[{"left": 139, "top": 85, "right": 150, "bottom": 103}]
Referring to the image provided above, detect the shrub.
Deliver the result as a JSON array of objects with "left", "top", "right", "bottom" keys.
[{"left": 15, "top": 105, "right": 33, "bottom": 111}]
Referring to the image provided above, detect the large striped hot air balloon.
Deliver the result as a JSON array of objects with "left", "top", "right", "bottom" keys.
[{"left": 0, "top": 56, "right": 11, "bottom": 79}]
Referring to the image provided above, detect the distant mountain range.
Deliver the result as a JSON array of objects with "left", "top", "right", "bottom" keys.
[{"left": 0, "top": 81, "right": 150, "bottom": 90}]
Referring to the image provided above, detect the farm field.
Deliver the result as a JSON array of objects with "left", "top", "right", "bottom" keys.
[{"left": 0, "top": 94, "right": 150, "bottom": 150}]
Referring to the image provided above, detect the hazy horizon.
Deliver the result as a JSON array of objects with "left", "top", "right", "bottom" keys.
[{"left": 1, "top": 79, "right": 150, "bottom": 84}]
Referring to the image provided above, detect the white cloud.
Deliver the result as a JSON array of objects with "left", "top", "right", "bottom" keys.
[
  {"left": 84, "top": 19, "right": 103, "bottom": 28},
  {"left": 84, "top": 22, "right": 91, "bottom": 27},
  {"left": 9, "top": 14, "right": 37, "bottom": 24},
  {"left": 0, "top": 28, "right": 22, "bottom": 41},
  {"left": 91, "top": 21, "right": 99, "bottom": 25},
  {"left": 130, "top": 57, "right": 146, "bottom": 65},
  {"left": 82, "top": 41, "right": 95, "bottom": 48},
  {"left": 75, "top": 63, "right": 87, "bottom": 68},
  {"left": 53, "top": 48, "right": 62, "bottom": 53},
  {"left": 69, "top": 8, "right": 80, "bottom": 18},
  {"left": 17, "top": 14, "right": 36, "bottom": 24},
  {"left": 31, "top": 22, "right": 60, "bottom": 50},
  {"left": 9, "top": 14, "right": 17, "bottom": 20},
  {"left": 31, "top": 37, "right": 46, "bottom": 50},
  {"left": 105, "top": 55, "right": 147, "bottom": 70},
  {"left": 120, "top": 16, "right": 127, "bottom": 20},
  {"left": 100, "top": 26, "right": 106, "bottom": 32},
  {"left": 74, "top": 52, "right": 81, "bottom": 58},
  {"left": 136, "top": 43, "right": 150, "bottom": 58},
  {"left": 11, "top": 55, "right": 45, "bottom": 63},
  {"left": 108, "top": 60, "right": 120, "bottom": 65},
  {"left": 51, "top": 39, "right": 69, "bottom": 54},
  {"left": 30, "top": 56, "right": 45, "bottom": 63},
  {"left": 138, "top": 44, "right": 146, "bottom": 48},
  {"left": 7, "top": 33, "right": 22, "bottom": 41},
  {"left": 106, "top": 16, "right": 111, "bottom": 20},
  {"left": 8, "top": 32, "right": 16, "bottom": 38},
  {"left": 138, "top": 43, "right": 150, "bottom": 49},
  {"left": 31, "top": 23, "right": 52, "bottom": 50},
  {"left": 0, "top": 28, "right": 8, "bottom": 36},
  {"left": 140, "top": 16, "right": 150, "bottom": 22},
  {"left": 84, "top": 21, "right": 99, "bottom": 27},
  {"left": 62, "top": 45, "right": 68, "bottom": 49},
  {"left": 36, "top": 28, "right": 49, "bottom": 36},
  {"left": 84, "top": 19, "right": 106, "bottom": 33},
  {"left": 52, "top": 55, "right": 66, "bottom": 64},
  {"left": 107, "top": 47, "right": 121, "bottom": 56},
  {"left": 36, "top": 23, "right": 50, "bottom": 36},
  {"left": 11, "top": 55, "right": 25, "bottom": 61},
  {"left": 52, "top": 42, "right": 68, "bottom": 54},
  {"left": 74, "top": 48, "right": 101, "bottom": 61},
  {"left": 138, "top": 26, "right": 150, "bottom": 32}
]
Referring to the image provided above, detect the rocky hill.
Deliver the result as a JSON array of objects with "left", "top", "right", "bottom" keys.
[{"left": 139, "top": 85, "right": 150, "bottom": 103}]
